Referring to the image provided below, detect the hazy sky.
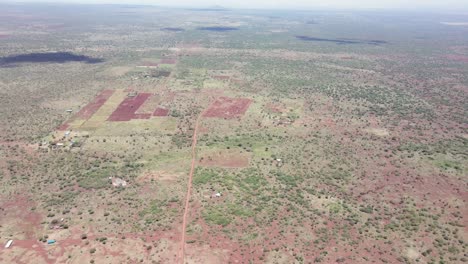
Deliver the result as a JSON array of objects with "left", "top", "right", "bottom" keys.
[{"left": 6, "top": 0, "right": 468, "bottom": 10}]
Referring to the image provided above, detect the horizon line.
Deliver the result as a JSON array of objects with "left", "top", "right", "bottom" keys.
[{"left": 3, "top": 1, "right": 468, "bottom": 13}]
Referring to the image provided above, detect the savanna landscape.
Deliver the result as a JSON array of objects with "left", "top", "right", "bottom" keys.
[{"left": 0, "top": 3, "right": 467, "bottom": 264}]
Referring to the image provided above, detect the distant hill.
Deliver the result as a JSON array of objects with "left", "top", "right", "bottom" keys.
[{"left": 187, "top": 5, "right": 229, "bottom": 11}]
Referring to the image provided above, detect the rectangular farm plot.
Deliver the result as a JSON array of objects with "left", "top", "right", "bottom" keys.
[
  {"left": 153, "top": 107, "right": 169, "bottom": 117},
  {"left": 76, "top": 90, "right": 114, "bottom": 119},
  {"left": 57, "top": 89, "right": 114, "bottom": 130},
  {"left": 203, "top": 97, "right": 252, "bottom": 119},
  {"left": 79, "top": 89, "right": 128, "bottom": 130},
  {"left": 107, "top": 93, "right": 152, "bottom": 121}
]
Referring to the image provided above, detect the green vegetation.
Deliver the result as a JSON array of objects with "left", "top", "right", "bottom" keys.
[
  {"left": 0, "top": 4, "right": 466, "bottom": 264},
  {"left": 203, "top": 206, "right": 232, "bottom": 226}
]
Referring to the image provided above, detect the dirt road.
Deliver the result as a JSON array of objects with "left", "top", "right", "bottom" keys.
[{"left": 177, "top": 108, "right": 206, "bottom": 264}]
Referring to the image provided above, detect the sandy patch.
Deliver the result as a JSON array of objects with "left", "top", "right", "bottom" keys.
[
  {"left": 41, "top": 98, "right": 82, "bottom": 110},
  {"left": 137, "top": 171, "right": 182, "bottom": 183},
  {"left": 265, "top": 250, "right": 293, "bottom": 264},
  {"left": 185, "top": 244, "right": 228, "bottom": 264},
  {"left": 406, "top": 247, "right": 420, "bottom": 260},
  {"left": 101, "top": 66, "right": 133, "bottom": 77},
  {"left": 198, "top": 150, "right": 250, "bottom": 168}
]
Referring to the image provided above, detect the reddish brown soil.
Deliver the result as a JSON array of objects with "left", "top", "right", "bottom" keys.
[
  {"left": 76, "top": 90, "right": 114, "bottom": 119},
  {"left": 0, "top": 195, "right": 42, "bottom": 240},
  {"left": 57, "top": 90, "right": 114, "bottom": 130},
  {"left": 108, "top": 93, "right": 152, "bottom": 121},
  {"left": 160, "top": 58, "right": 177, "bottom": 64},
  {"left": 56, "top": 123, "right": 70, "bottom": 131},
  {"left": 153, "top": 107, "right": 169, "bottom": 117},
  {"left": 445, "top": 54, "right": 468, "bottom": 62},
  {"left": 0, "top": 34, "right": 9, "bottom": 38},
  {"left": 203, "top": 97, "right": 252, "bottom": 119},
  {"left": 265, "top": 102, "right": 284, "bottom": 113},
  {"left": 7, "top": 229, "right": 180, "bottom": 264},
  {"left": 213, "top": 75, "right": 230, "bottom": 80}
]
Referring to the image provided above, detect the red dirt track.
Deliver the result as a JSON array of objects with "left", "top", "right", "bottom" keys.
[
  {"left": 108, "top": 93, "right": 152, "bottom": 121},
  {"left": 178, "top": 101, "right": 214, "bottom": 264},
  {"left": 203, "top": 97, "right": 252, "bottom": 119}
]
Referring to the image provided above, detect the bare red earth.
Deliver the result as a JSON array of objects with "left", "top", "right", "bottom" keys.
[
  {"left": 56, "top": 123, "right": 70, "bottom": 131},
  {"left": 153, "top": 107, "right": 169, "bottom": 117},
  {"left": 57, "top": 90, "right": 114, "bottom": 131},
  {"left": 213, "top": 75, "right": 230, "bottom": 80},
  {"left": 203, "top": 97, "right": 252, "bottom": 119},
  {"left": 1, "top": 195, "right": 42, "bottom": 239},
  {"left": 76, "top": 90, "right": 114, "bottom": 119},
  {"left": 57, "top": 90, "right": 114, "bottom": 130},
  {"left": 107, "top": 93, "right": 152, "bottom": 121},
  {"left": 445, "top": 54, "right": 468, "bottom": 62}
]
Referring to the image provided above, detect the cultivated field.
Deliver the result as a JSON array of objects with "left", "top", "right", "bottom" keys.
[{"left": 0, "top": 3, "right": 467, "bottom": 264}]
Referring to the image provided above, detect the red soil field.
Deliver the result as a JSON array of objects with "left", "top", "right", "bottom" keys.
[
  {"left": 107, "top": 93, "right": 152, "bottom": 121},
  {"left": 153, "top": 107, "right": 169, "bottom": 116},
  {"left": 56, "top": 123, "right": 70, "bottom": 131},
  {"left": 445, "top": 54, "right": 468, "bottom": 62},
  {"left": 0, "top": 34, "right": 9, "bottom": 38},
  {"left": 203, "top": 97, "right": 252, "bottom": 119},
  {"left": 160, "top": 58, "right": 177, "bottom": 64},
  {"left": 57, "top": 90, "right": 114, "bottom": 130},
  {"left": 76, "top": 90, "right": 114, "bottom": 119}
]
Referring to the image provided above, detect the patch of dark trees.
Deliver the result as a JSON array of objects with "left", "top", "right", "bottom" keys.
[
  {"left": 148, "top": 70, "right": 171, "bottom": 78},
  {"left": 0, "top": 52, "right": 104, "bottom": 67},
  {"left": 296, "top": 36, "right": 387, "bottom": 45},
  {"left": 197, "top": 26, "right": 239, "bottom": 32}
]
